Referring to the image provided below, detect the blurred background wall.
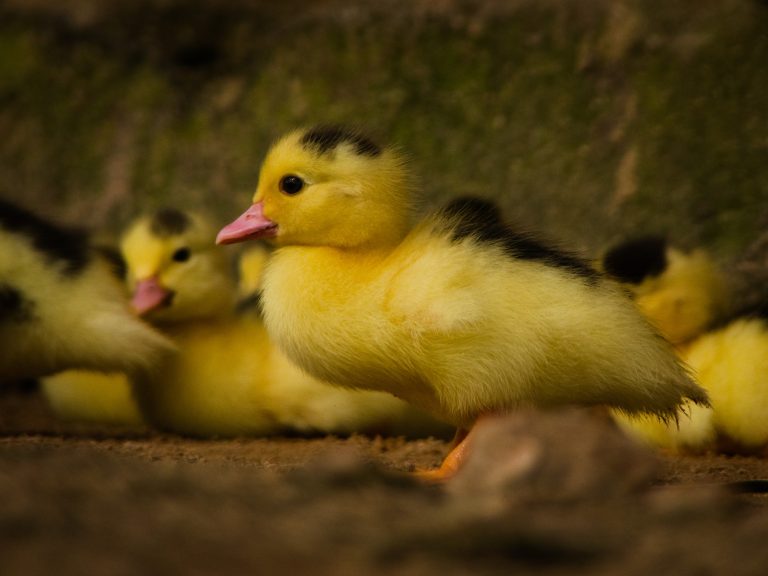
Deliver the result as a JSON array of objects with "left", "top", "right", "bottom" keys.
[{"left": 1, "top": 0, "right": 766, "bottom": 298}]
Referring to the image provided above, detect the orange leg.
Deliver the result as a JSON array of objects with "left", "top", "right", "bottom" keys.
[{"left": 415, "top": 426, "right": 473, "bottom": 483}]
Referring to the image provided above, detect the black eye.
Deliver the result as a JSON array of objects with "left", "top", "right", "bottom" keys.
[
  {"left": 279, "top": 174, "right": 304, "bottom": 195},
  {"left": 172, "top": 247, "right": 191, "bottom": 262}
]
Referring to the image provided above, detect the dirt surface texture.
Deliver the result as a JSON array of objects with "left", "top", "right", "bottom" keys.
[{"left": 3, "top": 390, "right": 768, "bottom": 576}]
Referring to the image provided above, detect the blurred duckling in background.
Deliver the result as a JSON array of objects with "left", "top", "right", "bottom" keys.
[
  {"left": 0, "top": 198, "right": 173, "bottom": 384},
  {"left": 602, "top": 236, "right": 768, "bottom": 453},
  {"left": 601, "top": 236, "right": 729, "bottom": 347},
  {"left": 237, "top": 244, "right": 271, "bottom": 299},
  {"left": 121, "top": 208, "right": 449, "bottom": 438},
  {"left": 216, "top": 125, "right": 708, "bottom": 480},
  {"left": 235, "top": 243, "right": 271, "bottom": 314},
  {"left": 41, "top": 370, "right": 143, "bottom": 426}
]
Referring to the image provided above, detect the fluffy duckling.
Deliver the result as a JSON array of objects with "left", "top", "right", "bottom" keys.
[
  {"left": 121, "top": 208, "right": 449, "bottom": 438},
  {"left": 216, "top": 125, "right": 708, "bottom": 479},
  {"left": 0, "top": 199, "right": 173, "bottom": 384},
  {"left": 603, "top": 237, "right": 768, "bottom": 453}
]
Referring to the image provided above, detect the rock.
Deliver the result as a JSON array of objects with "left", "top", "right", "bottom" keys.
[{"left": 448, "top": 408, "right": 660, "bottom": 504}]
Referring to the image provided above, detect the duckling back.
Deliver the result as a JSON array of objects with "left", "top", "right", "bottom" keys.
[{"left": 399, "top": 206, "right": 707, "bottom": 424}]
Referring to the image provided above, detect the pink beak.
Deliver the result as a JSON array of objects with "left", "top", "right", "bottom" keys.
[
  {"left": 131, "top": 276, "right": 173, "bottom": 316},
  {"left": 216, "top": 202, "right": 278, "bottom": 245}
]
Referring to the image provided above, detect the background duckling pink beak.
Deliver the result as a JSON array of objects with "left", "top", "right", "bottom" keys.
[
  {"left": 131, "top": 276, "right": 174, "bottom": 316},
  {"left": 216, "top": 202, "right": 277, "bottom": 245}
]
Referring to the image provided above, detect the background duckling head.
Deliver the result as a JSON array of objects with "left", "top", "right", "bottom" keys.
[
  {"left": 121, "top": 208, "right": 236, "bottom": 324},
  {"left": 218, "top": 125, "right": 413, "bottom": 249},
  {"left": 601, "top": 235, "right": 728, "bottom": 345}
]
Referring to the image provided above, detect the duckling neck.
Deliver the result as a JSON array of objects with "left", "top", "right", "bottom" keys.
[{"left": 273, "top": 244, "right": 394, "bottom": 287}]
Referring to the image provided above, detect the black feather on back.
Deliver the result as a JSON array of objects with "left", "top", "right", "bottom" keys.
[
  {"left": 602, "top": 236, "right": 668, "bottom": 285},
  {"left": 438, "top": 196, "right": 599, "bottom": 282},
  {"left": 0, "top": 198, "right": 90, "bottom": 276},
  {"left": 300, "top": 125, "right": 381, "bottom": 157}
]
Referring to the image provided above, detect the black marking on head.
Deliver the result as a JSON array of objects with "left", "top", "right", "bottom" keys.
[
  {"left": 0, "top": 199, "right": 90, "bottom": 276},
  {"left": 300, "top": 125, "right": 381, "bottom": 157},
  {"left": 0, "top": 283, "right": 35, "bottom": 324},
  {"left": 149, "top": 208, "right": 192, "bottom": 238},
  {"left": 439, "top": 196, "right": 599, "bottom": 282},
  {"left": 602, "top": 236, "right": 668, "bottom": 284}
]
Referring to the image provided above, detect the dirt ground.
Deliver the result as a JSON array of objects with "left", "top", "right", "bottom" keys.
[{"left": 3, "top": 389, "right": 768, "bottom": 576}]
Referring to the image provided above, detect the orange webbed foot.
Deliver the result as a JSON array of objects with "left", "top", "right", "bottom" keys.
[{"left": 414, "top": 427, "right": 472, "bottom": 484}]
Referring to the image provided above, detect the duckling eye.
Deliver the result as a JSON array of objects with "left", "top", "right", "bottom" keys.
[
  {"left": 172, "top": 247, "right": 191, "bottom": 262},
  {"left": 279, "top": 174, "right": 305, "bottom": 195}
]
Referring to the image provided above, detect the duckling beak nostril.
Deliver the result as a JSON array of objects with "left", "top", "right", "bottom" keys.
[
  {"left": 131, "top": 276, "right": 174, "bottom": 316},
  {"left": 216, "top": 202, "right": 277, "bottom": 245}
]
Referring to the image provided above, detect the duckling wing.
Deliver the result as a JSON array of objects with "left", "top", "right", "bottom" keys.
[{"left": 384, "top": 237, "right": 492, "bottom": 337}]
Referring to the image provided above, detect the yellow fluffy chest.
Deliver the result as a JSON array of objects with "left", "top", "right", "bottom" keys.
[{"left": 261, "top": 247, "right": 436, "bottom": 405}]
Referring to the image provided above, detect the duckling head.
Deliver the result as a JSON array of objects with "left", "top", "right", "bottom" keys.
[
  {"left": 217, "top": 125, "right": 412, "bottom": 249},
  {"left": 602, "top": 236, "right": 728, "bottom": 345},
  {"left": 121, "top": 208, "right": 235, "bottom": 324}
]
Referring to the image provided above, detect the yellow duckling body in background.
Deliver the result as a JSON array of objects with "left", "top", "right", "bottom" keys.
[
  {"left": 237, "top": 244, "right": 271, "bottom": 302},
  {"left": 217, "top": 125, "right": 708, "bottom": 478},
  {"left": 122, "top": 208, "right": 449, "bottom": 438},
  {"left": 0, "top": 199, "right": 173, "bottom": 384},
  {"left": 41, "top": 370, "right": 143, "bottom": 426},
  {"left": 602, "top": 236, "right": 768, "bottom": 453}
]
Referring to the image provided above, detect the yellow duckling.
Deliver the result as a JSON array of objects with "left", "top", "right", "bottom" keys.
[
  {"left": 601, "top": 235, "right": 729, "bottom": 347},
  {"left": 216, "top": 125, "right": 708, "bottom": 479},
  {"left": 121, "top": 208, "right": 449, "bottom": 438},
  {"left": 603, "top": 236, "right": 768, "bottom": 453},
  {"left": 0, "top": 199, "right": 173, "bottom": 384}
]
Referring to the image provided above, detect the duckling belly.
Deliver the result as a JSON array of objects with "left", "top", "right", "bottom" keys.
[{"left": 264, "top": 297, "right": 439, "bottom": 413}]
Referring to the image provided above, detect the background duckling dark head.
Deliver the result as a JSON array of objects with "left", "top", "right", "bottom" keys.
[{"left": 602, "top": 235, "right": 728, "bottom": 346}]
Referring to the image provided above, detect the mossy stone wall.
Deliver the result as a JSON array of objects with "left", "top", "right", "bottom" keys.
[{"left": 1, "top": 0, "right": 766, "bottom": 272}]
